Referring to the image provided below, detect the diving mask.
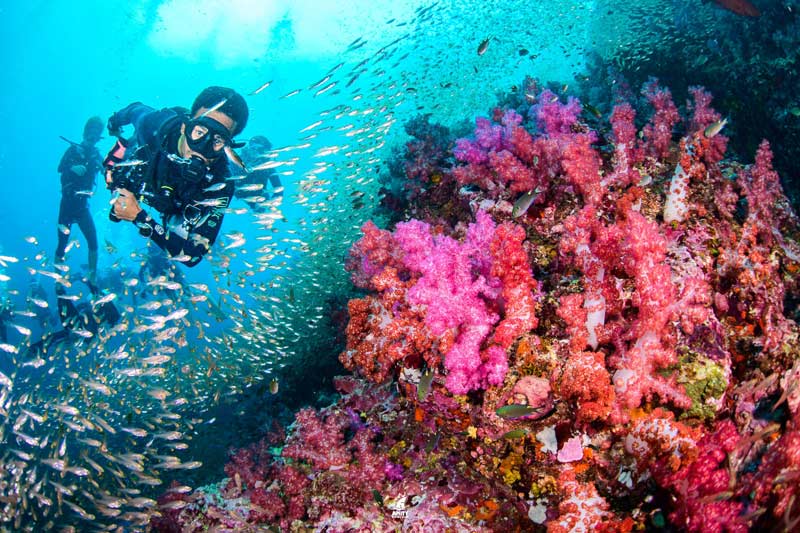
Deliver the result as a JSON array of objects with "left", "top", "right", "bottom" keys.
[{"left": 185, "top": 116, "right": 235, "bottom": 160}]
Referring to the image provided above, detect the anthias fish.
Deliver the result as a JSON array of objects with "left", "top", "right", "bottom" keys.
[
  {"left": 417, "top": 369, "right": 434, "bottom": 401},
  {"left": 512, "top": 188, "right": 543, "bottom": 218},
  {"left": 496, "top": 404, "right": 541, "bottom": 419},
  {"left": 704, "top": 117, "right": 728, "bottom": 138}
]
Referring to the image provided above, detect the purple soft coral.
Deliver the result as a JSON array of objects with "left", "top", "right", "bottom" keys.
[{"left": 395, "top": 211, "right": 505, "bottom": 394}]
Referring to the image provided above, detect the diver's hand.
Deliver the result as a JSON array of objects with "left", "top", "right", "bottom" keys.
[
  {"left": 70, "top": 164, "right": 87, "bottom": 176},
  {"left": 112, "top": 189, "right": 142, "bottom": 221}
]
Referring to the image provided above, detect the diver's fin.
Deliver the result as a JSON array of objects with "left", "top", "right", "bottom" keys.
[{"left": 97, "top": 302, "right": 121, "bottom": 327}]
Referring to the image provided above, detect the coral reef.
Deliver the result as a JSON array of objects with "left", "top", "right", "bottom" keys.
[
  {"left": 578, "top": 1, "right": 800, "bottom": 212},
  {"left": 153, "top": 81, "right": 800, "bottom": 532}
]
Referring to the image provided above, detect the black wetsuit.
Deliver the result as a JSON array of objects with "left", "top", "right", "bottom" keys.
[
  {"left": 56, "top": 143, "right": 102, "bottom": 261},
  {"left": 107, "top": 103, "right": 234, "bottom": 267}
]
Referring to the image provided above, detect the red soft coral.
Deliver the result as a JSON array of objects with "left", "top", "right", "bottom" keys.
[
  {"left": 345, "top": 221, "right": 407, "bottom": 290},
  {"left": 561, "top": 133, "right": 604, "bottom": 205},
  {"left": 341, "top": 287, "right": 433, "bottom": 383},
  {"left": 489, "top": 222, "right": 539, "bottom": 348},
  {"left": 548, "top": 466, "right": 616, "bottom": 533},
  {"left": 608, "top": 212, "right": 691, "bottom": 412},
  {"left": 687, "top": 86, "right": 728, "bottom": 164},
  {"left": 488, "top": 149, "right": 537, "bottom": 193},
  {"left": 659, "top": 421, "right": 747, "bottom": 533},
  {"left": 223, "top": 438, "right": 273, "bottom": 495},
  {"left": 556, "top": 350, "right": 616, "bottom": 424},
  {"left": 624, "top": 408, "right": 700, "bottom": 477}
]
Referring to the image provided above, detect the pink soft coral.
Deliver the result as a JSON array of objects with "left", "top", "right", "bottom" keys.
[
  {"left": 609, "top": 212, "right": 690, "bottom": 412},
  {"left": 453, "top": 111, "right": 539, "bottom": 194},
  {"left": 609, "top": 102, "right": 643, "bottom": 187},
  {"left": 452, "top": 98, "right": 595, "bottom": 199},
  {"left": 396, "top": 212, "right": 504, "bottom": 393},
  {"left": 531, "top": 89, "right": 582, "bottom": 135},
  {"left": 343, "top": 210, "right": 539, "bottom": 392},
  {"left": 641, "top": 79, "right": 680, "bottom": 159}
]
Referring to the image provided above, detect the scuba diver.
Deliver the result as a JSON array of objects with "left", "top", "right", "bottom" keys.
[
  {"left": 103, "top": 86, "right": 249, "bottom": 267},
  {"left": 25, "top": 286, "right": 120, "bottom": 358},
  {"left": 235, "top": 135, "right": 283, "bottom": 212},
  {"left": 55, "top": 116, "right": 104, "bottom": 289}
]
